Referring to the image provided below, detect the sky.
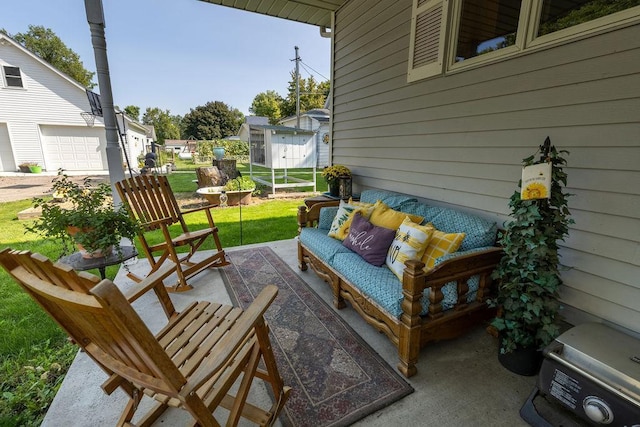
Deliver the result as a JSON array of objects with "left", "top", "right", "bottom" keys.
[{"left": 3, "top": 0, "right": 331, "bottom": 117}]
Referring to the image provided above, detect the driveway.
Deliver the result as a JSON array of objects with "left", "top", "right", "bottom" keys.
[{"left": 0, "top": 173, "right": 110, "bottom": 203}]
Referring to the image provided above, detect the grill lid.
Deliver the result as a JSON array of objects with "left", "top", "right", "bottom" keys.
[{"left": 546, "top": 323, "right": 640, "bottom": 404}]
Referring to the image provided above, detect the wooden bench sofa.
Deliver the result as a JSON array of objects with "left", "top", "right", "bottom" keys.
[{"left": 297, "top": 189, "right": 503, "bottom": 378}]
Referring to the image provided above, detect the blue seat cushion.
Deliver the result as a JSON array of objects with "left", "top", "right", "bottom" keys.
[
  {"left": 299, "top": 228, "right": 352, "bottom": 263},
  {"left": 332, "top": 252, "right": 438, "bottom": 318}
]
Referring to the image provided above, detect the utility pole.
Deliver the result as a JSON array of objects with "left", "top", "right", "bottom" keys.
[{"left": 294, "top": 46, "right": 300, "bottom": 128}]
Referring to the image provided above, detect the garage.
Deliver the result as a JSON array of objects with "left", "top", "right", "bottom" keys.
[{"left": 41, "top": 125, "right": 105, "bottom": 171}]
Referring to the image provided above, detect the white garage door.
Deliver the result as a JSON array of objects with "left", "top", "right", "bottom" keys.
[{"left": 41, "top": 126, "right": 105, "bottom": 171}]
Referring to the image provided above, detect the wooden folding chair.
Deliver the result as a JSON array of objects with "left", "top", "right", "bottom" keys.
[
  {"left": 116, "top": 175, "right": 229, "bottom": 292},
  {"left": 0, "top": 249, "right": 291, "bottom": 427}
]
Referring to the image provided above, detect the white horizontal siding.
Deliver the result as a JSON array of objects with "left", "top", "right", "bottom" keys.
[
  {"left": 332, "top": 0, "right": 640, "bottom": 334},
  {"left": 0, "top": 40, "right": 104, "bottom": 171}
]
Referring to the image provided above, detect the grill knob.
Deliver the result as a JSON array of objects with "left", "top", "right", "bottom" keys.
[{"left": 583, "top": 396, "right": 613, "bottom": 424}]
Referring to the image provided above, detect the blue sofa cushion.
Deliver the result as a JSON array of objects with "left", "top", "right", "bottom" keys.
[
  {"left": 300, "top": 227, "right": 352, "bottom": 263},
  {"left": 360, "top": 189, "right": 417, "bottom": 210},
  {"left": 400, "top": 202, "right": 497, "bottom": 251},
  {"left": 318, "top": 206, "right": 338, "bottom": 230}
]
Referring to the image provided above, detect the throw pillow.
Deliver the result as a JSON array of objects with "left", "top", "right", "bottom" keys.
[
  {"left": 385, "top": 217, "right": 435, "bottom": 280},
  {"left": 369, "top": 202, "right": 424, "bottom": 230},
  {"left": 343, "top": 213, "right": 397, "bottom": 266},
  {"left": 421, "top": 227, "right": 466, "bottom": 270},
  {"left": 331, "top": 200, "right": 378, "bottom": 241},
  {"left": 327, "top": 200, "right": 360, "bottom": 240}
]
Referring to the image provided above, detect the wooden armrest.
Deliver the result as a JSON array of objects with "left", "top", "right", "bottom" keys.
[
  {"left": 183, "top": 285, "right": 278, "bottom": 393},
  {"left": 142, "top": 217, "right": 175, "bottom": 229},
  {"left": 122, "top": 261, "right": 177, "bottom": 320},
  {"left": 424, "top": 247, "right": 503, "bottom": 288},
  {"left": 298, "top": 201, "right": 339, "bottom": 227},
  {"left": 121, "top": 261, "right": 176, "bottom": 303},
  {"left": 180, "top": 204, "right": 217, "bottom": 215}
]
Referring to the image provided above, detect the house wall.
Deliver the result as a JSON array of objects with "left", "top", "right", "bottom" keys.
[
  {"left": 0, "top": 38, "right": 106, "bottom": 171},
  {"left": 332, "top": 0, "right": 640, "bottom": 334}
]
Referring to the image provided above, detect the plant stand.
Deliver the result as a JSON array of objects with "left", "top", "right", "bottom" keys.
[{"left": 58, "top": 245, "right": 137, "bottom": 279}]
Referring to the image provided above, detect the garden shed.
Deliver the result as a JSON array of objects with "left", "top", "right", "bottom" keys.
[{"left": 238, "top": 123, "right": 317, "bottom": 194}]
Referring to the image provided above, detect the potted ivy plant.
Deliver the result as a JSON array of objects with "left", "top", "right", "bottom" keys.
[
  {"left": 489, "top": 138, "right": 574, "bottom": 375},
  {"left": 321, "top": 164, "right": 351, "bottom": 197},
  {"left": 27, "top": 172, "right": 140, "bottom": 259}
]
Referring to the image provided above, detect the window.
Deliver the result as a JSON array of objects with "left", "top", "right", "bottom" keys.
[
  {"left": 3, "top": 66, "right": 24, "bottom": 88},
  {"left": 537, "top": 0, "right": 640, "bottom": 37},
  {"left": 454, "top": 0, "right": 522, "bottom": 62},
  {"left": 408, "top": 0, "right": 640, "bottom": 81}
]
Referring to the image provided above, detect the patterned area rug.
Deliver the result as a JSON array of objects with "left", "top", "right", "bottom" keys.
[{"left": 221, "top": 246, "right": 413, "bottom": 427}]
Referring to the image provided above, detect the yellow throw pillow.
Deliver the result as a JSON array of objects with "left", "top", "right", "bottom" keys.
[
  {"left": 386, "top": 218, "right": 434, "bottom": 280},
  {"left": 335, "top": 201, "right": 378, "bottom": 240},
  {"left": 369, "top": 202, "right": 424, "bottom": 230},
  {"left": 348, "top": 198, "right": 375, "bottom": 209},
  {"left": 328, "top": 200, "right": 378, "bottom": 241},
  {"left": 421, "top": 227, "right": 466, "bottom": 270}
]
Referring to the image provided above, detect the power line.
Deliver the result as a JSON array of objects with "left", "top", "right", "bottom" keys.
[{"left": 300, "top": 61, "right": 328, "bottom": 81}]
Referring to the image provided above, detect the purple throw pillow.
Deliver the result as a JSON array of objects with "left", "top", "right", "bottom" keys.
[{"left": 343, "top": 213, "right": 396, "bottom": 266}]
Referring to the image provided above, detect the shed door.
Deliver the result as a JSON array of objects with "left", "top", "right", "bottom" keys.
[{"left": 41, "top": 126, "right": 105, "bottom": 171}]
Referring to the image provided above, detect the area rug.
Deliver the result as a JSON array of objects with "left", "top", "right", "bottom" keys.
[{"left": 221, "top": 246, "right": 413, "bottom": 427}]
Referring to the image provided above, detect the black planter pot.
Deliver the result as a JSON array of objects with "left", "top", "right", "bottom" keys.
[{"left": 498, "top": 337, "right": 543, "bottom": 376}]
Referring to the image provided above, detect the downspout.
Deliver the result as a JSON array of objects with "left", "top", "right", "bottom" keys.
[{"left": 84, "top": 0, "right": 125, "bottom": 202}]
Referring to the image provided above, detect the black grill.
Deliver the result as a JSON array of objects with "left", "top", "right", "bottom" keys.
[{"left": 521, "top": 323, "right": 640, "bottom": 426}]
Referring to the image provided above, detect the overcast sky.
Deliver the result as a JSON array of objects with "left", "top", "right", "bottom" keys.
[{"left": 3, "top": 0, "right": 331, "bottom": 117}]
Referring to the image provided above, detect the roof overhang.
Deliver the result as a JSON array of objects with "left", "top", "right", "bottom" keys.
[{"left": 197, "top": 0, "right": 345, "bottom": 28}]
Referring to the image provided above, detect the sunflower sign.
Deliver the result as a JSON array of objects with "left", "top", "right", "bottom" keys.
[{"left": 521, "top": 162, "right": 552, "bottom": 200}]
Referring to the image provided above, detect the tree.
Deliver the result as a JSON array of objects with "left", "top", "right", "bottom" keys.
[
  {"left": 11, "top": 25, "right": 95, "bottom": 88},
  {"left": 280, "top": 73, "right": 330, "bottom": 118},
  {"left": 123, "top": 105, "right": 140, "bottom": 122},
  {"left": 250, "top": 90, "right": 283, "bottom": 125},
  {"left": 181, "top": 101, "right": 244, "bottom": 140},
  {"left": 142, "top": 107, "right": 180, "bottom": 145}
]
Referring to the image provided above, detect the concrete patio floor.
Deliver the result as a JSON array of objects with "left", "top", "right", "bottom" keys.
[{"left": 42, "top": 238, "right": 538, "bottom": 426}]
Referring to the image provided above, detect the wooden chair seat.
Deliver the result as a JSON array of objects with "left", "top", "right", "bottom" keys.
[
  {"left": 0, "top": 249, "right": 291, "bottom": 426},
  {"left": 116, "top": 175, "right": 229, "bottom": 292}
]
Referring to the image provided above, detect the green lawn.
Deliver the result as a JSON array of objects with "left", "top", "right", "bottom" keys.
[{"left": 0, "top": 167, "right": 324, "bottom": 425}]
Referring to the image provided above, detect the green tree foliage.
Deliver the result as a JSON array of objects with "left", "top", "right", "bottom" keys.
[
  {"left": 250, "top": 90, "right": 284, "bottom": 124},
  {"left": 11, "top": 25, "right": 95, "bottom": 88},
  {"left": 123, "top": 105, "right": 140, "bottom": 122},
  {"left": 280, "top": 72, "right": 330, "bottom": 118},
  {"left": 539, "top": 0, "right": 640, "bottom": 36},
  {"left": 181, "top": 101, "right": 244, "bottom": 140},
  {"left": 142, "top": 107, "right": 180, "bottom": 145}
]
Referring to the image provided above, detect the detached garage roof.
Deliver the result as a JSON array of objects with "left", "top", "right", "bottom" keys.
[{"left": 198, "top": 0, "right": 346, "bottom": 28}]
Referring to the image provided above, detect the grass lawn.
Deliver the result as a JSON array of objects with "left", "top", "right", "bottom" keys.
[{"left": 0, "top": 166, "right": 327, "bottom": 425}]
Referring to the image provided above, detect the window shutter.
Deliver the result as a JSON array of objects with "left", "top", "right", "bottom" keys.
[{"left": 408, "top": 0, "right": 448, "bottom": 82}]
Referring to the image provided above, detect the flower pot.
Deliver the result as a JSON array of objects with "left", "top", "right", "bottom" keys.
[
  {"left": 196, "top": 187, "right": 254, "bottom": 206},
  {"left": 66, "top": 226, "right": 112, "bottom": 259},
  {"left": 497, "top": 335, "right": 543, "bottom": 376},
  {"left": 19, "top": 165, "right": 31, "bottom": 173},
  {"left": 28, "top": 165, "right": 42, "bottom": 173},
  {"left": 77, "top": 245, "right": 113, "bottom": 259}
]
